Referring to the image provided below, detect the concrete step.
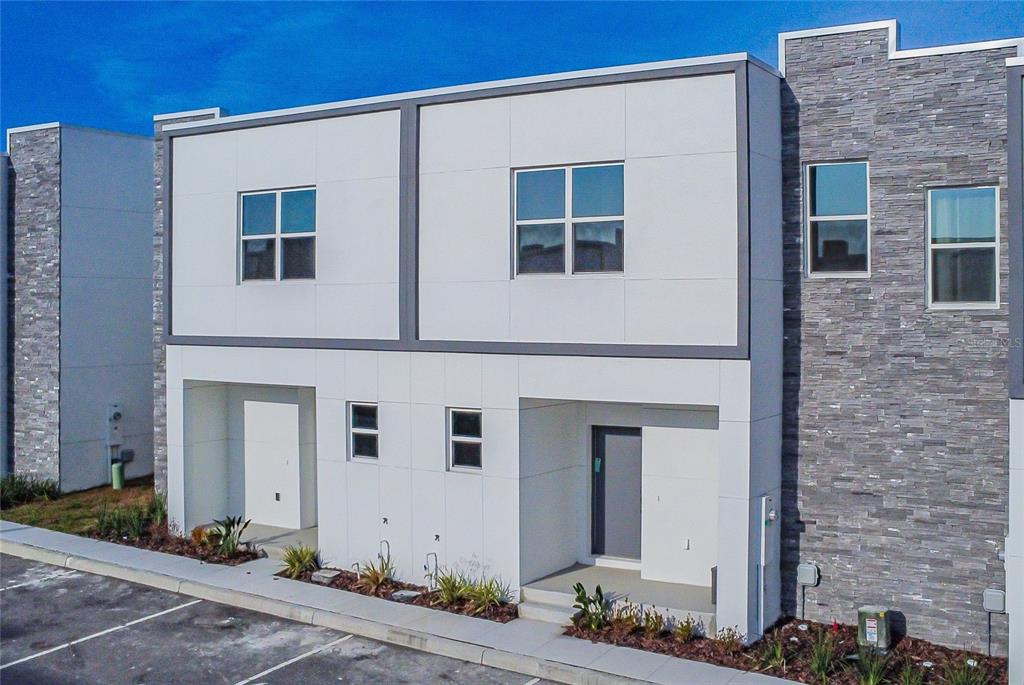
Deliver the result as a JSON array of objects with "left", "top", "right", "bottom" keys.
[
  {"left": 519, "top": 585, "right": 577, "bottom": 608},
  {"left": 517, "top": 601, "right": 578, "bottom": 625}
]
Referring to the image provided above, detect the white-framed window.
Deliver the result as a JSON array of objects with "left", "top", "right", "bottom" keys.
[
  {"left": 240, "top": 187, "right": 316, "bottom": 281},
  {"left": 447, "top": 408, "right": 482, "bottom": 471},
  {"left": 513, "top": 163, "right": 624, "bottom": 275},
  {"left": 805, "top": 162, "right": 870, "bottom": 276},
  {"left": 927, "top": 186, "right": 999, "bottom": 309},
  {"left": 349, "top": 402, "right": 379, "bottom": 460}
]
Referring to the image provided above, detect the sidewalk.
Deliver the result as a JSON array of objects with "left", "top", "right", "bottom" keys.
[{"left": 0, "top": 520, "right": 787, "bottom": 685}]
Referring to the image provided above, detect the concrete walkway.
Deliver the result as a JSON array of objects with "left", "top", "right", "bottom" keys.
[{"left": 0, "top": 520, "right": 787, "bottom": 685}]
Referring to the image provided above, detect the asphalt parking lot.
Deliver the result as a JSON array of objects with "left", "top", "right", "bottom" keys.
[{"left": 0, "top": 554, "right": 553, "bottom": 685}]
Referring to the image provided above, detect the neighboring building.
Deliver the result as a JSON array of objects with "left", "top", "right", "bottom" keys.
[
  {"left": 1007, "top": 53, "right": 1023, "bottom": 684},
  {"left": 153, "top": 18, "right": 1021, "bottom": 666},
  {"left": 4, "top": 124, "right": 155, "bottom": 492},
  {"left": 779, "top": 21, "right": 1020, "bottom": 658}
]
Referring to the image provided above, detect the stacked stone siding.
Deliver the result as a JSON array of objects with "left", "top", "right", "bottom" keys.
[
  {"left": 8, "top": 128, "right": 62, "bottom": 482},
  {"left": 781, "top": 29, "right": 1014, "bottom": 654},
  {"left": 152, "top": 113, "right": 218, "bottom": 494}
]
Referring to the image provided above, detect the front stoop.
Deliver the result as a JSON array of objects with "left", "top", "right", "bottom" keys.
[
  {"left": 0, "top": 521, "right": 788, "bottom": 685},
  {"left": 518, "top": 586, "right": 578, "bottom": 625}
]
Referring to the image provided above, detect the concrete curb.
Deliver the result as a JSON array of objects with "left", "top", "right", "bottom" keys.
[{"left": 0, "top": 537, "right": 640, "bottom": 685}]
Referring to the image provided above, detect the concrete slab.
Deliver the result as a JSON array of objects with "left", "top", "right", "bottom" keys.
[
  {"left": 529, "top": 634, "right": 615, "bottom": 668},
  {"left": 402, "top": 609, "right": 504, "bottom": 644},
  {"left": 477, "top": 617, "right": 564, "bottom": 654},
  {"left": 588, "top": 644, "right": 673, "bottom": 680},
  {"left": 648, "top": 654, "right": 745, "bottom": 685},
  {"left": 0, "top": 520, "right": 29, "bottom": 533}
]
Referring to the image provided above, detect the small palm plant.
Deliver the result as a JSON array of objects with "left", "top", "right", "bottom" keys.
[
  {"left": 466, "top": 577, "right": 509, "bottom": 615},
  {"left": 434, "top": 568, "right": 470, "bottom": 605},
  {"left": 281, "top": 544, "right": 321, "bottom": 579},
  {"left": 354, "top": 553, "right": 395, "bottom": 596},
  {"left": 210, "top": 515, "right": 251, "bottom": 556}
]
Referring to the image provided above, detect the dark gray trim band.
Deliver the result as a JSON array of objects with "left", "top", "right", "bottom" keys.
[
  {"left": 1009, "top": 66, "right": 1023, "bottom": 399},
  {"left": 165, "top": 335, "right": 749, "bottom": 360},
  {"left": 399, "top": 104, "right": 418, "bottom": 342},
  {"left": 163, "top": 60, "right": 759, "bottom": 361}
]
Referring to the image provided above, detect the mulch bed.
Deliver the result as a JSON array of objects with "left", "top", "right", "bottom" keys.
[
  {"left": 91, "top": 523, "right": 259, "bottom": 566},
  {"left": 566, "top": 618, "right": 1008, "bottom": 684},
  {"left": 286, "top": 568, "right": 518, "bottom": 623}
]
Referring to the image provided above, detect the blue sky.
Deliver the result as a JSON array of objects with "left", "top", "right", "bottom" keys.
[{"left": 2, "top": 2, "right": 1022, "bottom": 145}]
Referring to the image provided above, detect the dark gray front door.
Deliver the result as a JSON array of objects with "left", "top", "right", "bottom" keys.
[{"left": 592, "top": 426, "right": 642, "bottom": 559}]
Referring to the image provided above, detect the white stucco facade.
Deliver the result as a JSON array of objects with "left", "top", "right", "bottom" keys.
[{"left": 163, "top": 57, "right": 783, "bottom": 640}]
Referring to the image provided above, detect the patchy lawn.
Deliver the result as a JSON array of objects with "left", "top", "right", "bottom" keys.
[{"left": 0, "top": 478, "right": 155, "bottom": 535}]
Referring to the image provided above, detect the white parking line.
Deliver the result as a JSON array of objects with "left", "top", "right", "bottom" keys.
[
  {"left": 522, "top": 678, "right": 541, "bottom": 685},
  {"left": 0, "top": 599, "right": 202, "bottom": 670},
  {"left": 232, "top": 634, "right": 353, "bottom": 685},
  {"left": 0, "top": 570, "right": 77, "bottom": 592}
]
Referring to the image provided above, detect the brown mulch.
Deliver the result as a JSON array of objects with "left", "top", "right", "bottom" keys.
[
  {"left": 91, "top": 523, "right": 259, "bottom": 566},
  {"left": 566, "top": 618, "right": 1008, "bottom": 684},
  {"left": 285, "top": 568, "right": 518, "bottom": 623}
]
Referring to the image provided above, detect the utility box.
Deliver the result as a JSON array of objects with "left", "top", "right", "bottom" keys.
[{"left": 857, "top": 606, "right": 891, "bottom": 652}]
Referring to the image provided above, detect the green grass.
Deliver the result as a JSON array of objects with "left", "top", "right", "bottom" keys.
[{"left": 0, "top": 477, "right": 155, "bottom": 535}]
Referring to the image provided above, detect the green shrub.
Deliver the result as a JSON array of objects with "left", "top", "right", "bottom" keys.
[
  {"left": 147, "top": 493, "right": 167, "bottom": 526},
  {"left": 354, "top": 554, "right": 395, "bottom": 596},
  {"left": 940, "top": 658, "right": 989, "bottom": 685},
  {"left": 466, "top": 577, "right": 509, "bottom": 615},
  {"left": 281, "top": 545, "right": 321, "bottom": 579},
  {"left": 0, "top": 474, "right": 60, "bottom": 509},
  {"left": 210, "top": 515, "right": 251, "bottom": 556},
  {"left": 713, "top": 626, "right": 744, "bottom": 653},
  {"left": 753, "top": 635, "right": 787, "bottom": 672},
  {"left": 96, "top": 503, "right": 151, "bottom": 539},
  {"left": 673, "top": 615, "right": 703, "bottom": 643},
  {"left": 809, "top": 630, "right": 838, "bottom": 685},
  {"left": 896, "top": 660, "right": 925, "bottom": 685},
  {"left": 612, "top": 602, "right": 642, "bottom": 631},
  {"left": 642, "top": 607, "right": 666, "bottom": 637},
  {"left": 434, "top": 568, "right": 470, "bottom": 605},
  {"left": 572, "top": 582, "right": 607, "bottom": 631},
  {"left": 853, "top": 648, "right": 889, "bottom": 685}
]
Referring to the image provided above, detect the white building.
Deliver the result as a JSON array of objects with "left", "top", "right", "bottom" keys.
[{"left": 160, "top": 55, "right": 783, "bottom": 639}]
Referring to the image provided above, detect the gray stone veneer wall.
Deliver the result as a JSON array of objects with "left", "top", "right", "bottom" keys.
[
  {"left": 153, "top": 113, "right": 218, "bottom": 494},
  {"left": 781, "top": 29, "right": 1014, "bottom": 654},
  {"left": 8, "top": 128, "right": 62, "bottom": 482}
]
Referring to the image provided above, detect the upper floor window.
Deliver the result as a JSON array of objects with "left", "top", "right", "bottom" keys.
[
  {"left": 240, "top": 188, "right": 316, "bottom": 281},
  {"left": 927, "top": 186, "right": 999, "bottom": 308},
  {"left": 805, "top": 162, "right": 869, "bottom": 276},
  {"left": 514, "top": 163, "right": 624, "bottom": 275}
]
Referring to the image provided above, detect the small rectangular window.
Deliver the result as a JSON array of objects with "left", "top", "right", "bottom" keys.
[
  {"left": 514, "top": 163, "right": 624, "bottom": 276},
  {"left": 349, "top": 403, "right": 378, "bottom": 460},
  {"left": 240, "top": 187, "right": 316, "bottom": 281},
  {"left": 448, "top": 408, "right": 482, "bottom": 470},
  {"left": 928, "top": 187, "right": 998, "bottom": 308},
  {"left": 806, "top": 162, "right": 869, "bottom": 275}
]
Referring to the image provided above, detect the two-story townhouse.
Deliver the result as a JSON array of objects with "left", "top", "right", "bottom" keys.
[
  {"left": 156, "top": 55, "right": 784, "bottom": 640},
  {"left": 153, "top": 19, "right": 1023, "bottom": 669}
]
